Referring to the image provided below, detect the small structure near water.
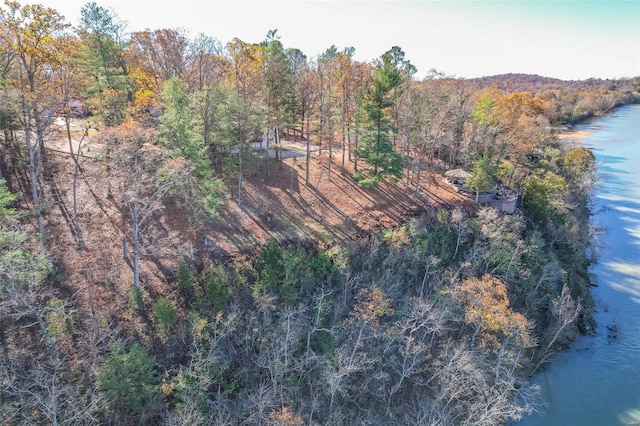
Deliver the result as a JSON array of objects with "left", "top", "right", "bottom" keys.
[
  {"left": 444, "top": 169, "right": 518, "bottom": 214},
  {"left": 444, "top": 168, "right": 472, "bottom": 187},
  {"left": 489, "top": 186, "right": 518, "bottom": 214}
]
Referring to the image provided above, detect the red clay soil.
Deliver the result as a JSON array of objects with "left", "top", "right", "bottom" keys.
[
  {"left": 32, "top": 146, "right": 471, "bottom": 321},
  {"left": 202, "top": 150, "right": 473, "bottom": 258}
]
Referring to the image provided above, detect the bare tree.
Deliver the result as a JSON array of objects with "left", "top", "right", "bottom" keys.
[
  {"left": 0, "top": 2, "right": 69, "bottom": 243},
  {"left": 240, "top": 381, "right": 277, "bottom": 426},
  {"left": 0, "top": 203, "right": 60, "bottom": 363},
  {"left": 98, "top": 123, "right": 188, "bottom": 292},
  {"left": 387, "top": 298, "right": 447, "bottom": 406},
  {"left": 2, "top": 359, "right": 100, "bottom": 425},
  {"left": 534, "top": 285, "right": 581, "bottom": 370},
  {"left": 305, "top": 288, "right": 335, "bottom": 359}
]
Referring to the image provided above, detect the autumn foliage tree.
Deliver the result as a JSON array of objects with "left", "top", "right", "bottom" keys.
[
  {"left": 470, "top": 89, "right": 553, "bottom": 188},
  {"left": 0, "top": 0, "right": 69, "bottom": 242},
  {"left": 226, "top": 37, "right": 265, "bottom": 203},
  {"left": 458, "top": 274, "right": 529, "bottom": 351},
  {"left": 563, "top": 146, "right": 597, "bottom": 198},
  {"left": 0, "top": 3, "right": 623, "bottom": 424}
]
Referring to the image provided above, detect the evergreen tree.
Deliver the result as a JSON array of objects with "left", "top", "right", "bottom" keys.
[
  {"left": 78, "top": 2, "right": 131, "bottom": 126},
  {"left": 523, "top": 171, "right": 568, "bottom": 226},
  {"left": 159, "top": 77, "right": 222, "bottom": 218},
  {"left": 99, "top": 343, "right": 159, "bottom": 419},
  {"left": 356, "top": 47, "right": 415, "bottom": 187},
  {"left": 465, "top": 153, "right": 497, "bottom": 202}
]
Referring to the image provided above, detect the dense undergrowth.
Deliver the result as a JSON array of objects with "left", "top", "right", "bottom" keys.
[
  {"left": 0, "top": 137, "right": 595, "bottom": 423},
  {"left": 1, "top": 1, "right": 635, "bottom": 422}
]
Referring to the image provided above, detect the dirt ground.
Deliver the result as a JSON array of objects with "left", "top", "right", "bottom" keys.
[
  {"left": 201, "top": 144, "right": 473, "bottom": 259},
  {"left": 25, "top": 136, "right": 471, "bottom": 320}
]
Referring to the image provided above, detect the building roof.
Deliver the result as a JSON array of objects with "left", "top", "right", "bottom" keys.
[{"left": 444, "top": 169, "right": 472, "bottom": 179}]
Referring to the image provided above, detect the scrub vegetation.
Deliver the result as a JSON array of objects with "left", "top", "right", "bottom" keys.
[{"left": 1, "top": 1, "right": 638, "bottom": 424}]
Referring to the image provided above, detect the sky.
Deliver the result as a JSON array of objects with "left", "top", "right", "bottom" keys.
[{"left": 37, "top": 0, "right": 640, "bottom": 80}]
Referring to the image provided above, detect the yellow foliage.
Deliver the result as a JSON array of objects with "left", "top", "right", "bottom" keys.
[
  {"left": 269, "top": 406, "right": 305, "bottom": 426},
  {"left": 352, "top": 287, "right": 394, "bottom": 326},
  {"left": 160, "top": 378, "right": 175, "bottom": 397},
  {"left": 226, "top": 37, "right": 265, "bottom": 94},
  {"left": 459, "top": 274, "right": 529, "bottom": 350},
  {"left": 129, "top": 66, "right": 160, "bottom": 112}
]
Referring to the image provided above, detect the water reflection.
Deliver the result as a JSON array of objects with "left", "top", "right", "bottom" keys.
[
  {"left": 520, "top": 105, "right": 640, "bottom": 425},
  {"left": 606, "top": 261, "right": 640, "bottom": 300},
  {"left": 619, "top": 408, "right": 640, "bottom": 425}
]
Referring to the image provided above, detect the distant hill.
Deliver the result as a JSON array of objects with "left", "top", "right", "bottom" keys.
[
  {"left": 467, "top": 73, "right": 632, "bottom": 92},
  {"left": 470, "top": 73, "right": 564, "bottom": 87}
]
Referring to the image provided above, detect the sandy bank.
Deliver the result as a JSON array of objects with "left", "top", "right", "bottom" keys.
[{"left": 558, "top": 128, "right": 594, "bottom": 142}]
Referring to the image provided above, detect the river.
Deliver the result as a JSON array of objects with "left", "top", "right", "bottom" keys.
[{"left": 520, "top": 104, "right": 640, "bottom": 425}]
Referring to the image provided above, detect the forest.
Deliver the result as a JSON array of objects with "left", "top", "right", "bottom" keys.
[{"left": 1, "top": 1, "right": 640, "bottom": 424}]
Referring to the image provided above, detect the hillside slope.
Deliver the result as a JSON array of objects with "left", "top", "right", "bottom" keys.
[{"left": 42, "top": 142, "right": 471, "bottom": 315}]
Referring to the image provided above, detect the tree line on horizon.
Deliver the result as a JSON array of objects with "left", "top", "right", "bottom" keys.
[
  {"left": 1, "top": 1, "right": 639, "bottom": 424},
  {"left": 1, "top": 0, "right": 638, "bottom": 189}
]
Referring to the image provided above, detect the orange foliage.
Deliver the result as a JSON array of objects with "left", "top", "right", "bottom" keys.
[
  {"left": 269, "top": 406, "right": 305, "bottom": 426},
  {"left": 352, "top": 287, "right": 394, "bottom": 327},
  {"left": 459, "top": 274, "right": 529, "bottom": 349},
  {"left": 496, "top": 91, "right": 554, "bottom": 162}
]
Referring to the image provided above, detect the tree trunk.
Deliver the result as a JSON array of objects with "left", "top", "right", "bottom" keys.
[
  {"left": 454, "top": 232, "right": 462, "bottom": 258},
  {"left": 354, "top": 124, "right": 359, "bottom": 173},
  {"left": 404, "top": 130, "right": 411, "bottom": 189},
  {"left": 264, "top": 127, "right": 270, "bottom": 179},
  {"left": 35, "top": 310, "right": 58, "bottom": 363},
  {"left": 328, "top": 119, "right": 333, "bottom": 182},
  {"left": 23, "top": 105, "right": 45, "bottom": 243},
  {"left": 341, "top": 114, "right": 346, "bottom": 173},
  {"left": 131, "top": 209, "right": 141, "bottom": 290},
  {"left": 275, "top": 125, "right": 282, "bottom": 165},
  {"left": 374, "top": 115, "right": 382, "bottom": 177},
  {"left": 348, "top": 120, "right": 353, "bottom": 162},
  {"left": 306, "top": 112, "right": 311, "bottom": 186},
  {"left": 238, "top": 145, "right": 243, "bottom": 205},
  {"left": 65, "top": 117, "right": 84, "bottom": 250},
  {"left": 36, "top": 128, "right": 51, "bottom": 180},
  {"left": 133, "top": 235, "right": 141, "bottom": 291}
]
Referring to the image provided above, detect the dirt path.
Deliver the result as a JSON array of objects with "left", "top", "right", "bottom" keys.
[{"left": 46, "top": 118, "right": 102, "bottom": 158}]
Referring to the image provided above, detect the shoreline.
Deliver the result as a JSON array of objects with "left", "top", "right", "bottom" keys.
[
  {"left": 556, "top": 102, "right": 640, "bottom": 143},
  {"left": 557, "top": 128, "right": 594, "bottom": 142}
]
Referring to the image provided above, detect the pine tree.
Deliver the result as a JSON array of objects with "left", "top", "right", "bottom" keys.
[
  {"left": 356, "top": 47, "right": 415, "bottom": 187},
  {"left": 159, "top": 77, "right": 222, "bottom": 218},
  {"left": 78, "top": 2, "right": 131, "bottom": 126}
]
